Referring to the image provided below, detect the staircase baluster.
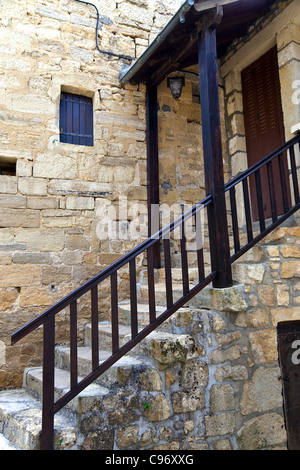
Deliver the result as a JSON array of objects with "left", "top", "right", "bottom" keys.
[
  {"left": 229, "top": 186, "right": 240, "bottom": 254},
  {"left": 180, "top": 207, "right": 189, "bottom": 296},
  {"left": 289, "top": 145, "right": 300, "bottom": 204},
  {"left": 278, "top": 151, "right": 291, "bottom": 213},
  {"left": 242, "top": 178, "right": 253, "bottom": 243},
  {"left": 70, "top": 300, "right": 78, "bottom": 389},
  {"left": 147, "top": 245, "right": 156, "bottom": 323},
  {"left": 195, "top": 205, "right": 205, "bottom": 282},
  {"left": 91, "top": 286, "right": 99, "bottom": 371},
  {"left": 163, "top": 237, "right": 173, "bottom": 309},
  {"left": 111, "top": 272, "right": 119, "bottom": 354},
  {"left": 254, "top": 169, "right": 266, "bottom": 233},
  {"left": 41, "top": 313, "right": 55, "bottom": 450},
  {"left": 267, "top": 160, "right": 278, "bottom": 223},
  {"left": 129, "top": 259, "right": 138, "bottom": 339}
]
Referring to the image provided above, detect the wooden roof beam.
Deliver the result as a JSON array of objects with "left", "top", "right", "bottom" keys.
[
  {"left": 194, "top": 0, "right": 240, "bottom": 12},
  {"left": 150, "top": 26, "right": 199, "bottom": 88}
]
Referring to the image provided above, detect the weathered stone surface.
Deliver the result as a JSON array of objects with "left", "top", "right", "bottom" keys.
[
  {"left": 0, "top": 265, "right": 40, "bottom": 287},
  {"left": 15, "top": 229, "right": 65, "bottom": 252},
  {"left": 0, "top": 209, "right": 40, "bottom": 228},
  {"left": 139, "top": 368, "right": 162, "bottom": 391},
  {"left": 240, "top": 367, "right": 282, "bottom": 415},
  {"left": 237, "top": 413, "right": 286, "bottom": 450},
  {"left": 83, "top": 428, "right": 114, "bottom": 450},
  {"left": 0, "top": 288, "right": 19, "bottom": 311},
  {"left": 204, "top": 412, "right": 235, "bottom": 437},
  {"left": 149, "top": 332, "right": 201, "bottom": 364},
  {"left": 210, "top": 384, "right": 235, "bottom": 412},
  {"left": 249, "top": 330, "right": 278, "bottom": 364},
  {"left": 143, "top": 393, "right": 171, "bottom": 422},
  {"left": 179, "top": 361, "right": 208, "bottom": 388},
  {"left": 281, "top": 261, "right": 300, "bottom": 278},
  {"left": 171, "top": 389, "right": 204, "bottom": 413},
  {"left": 116, "top": 425, "right": 139, "bottom": 448},
  {"left": 192, "top": 285, "right": 247, "bottom": 312}
]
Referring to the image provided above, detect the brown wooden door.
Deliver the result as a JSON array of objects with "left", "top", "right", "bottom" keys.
[{"left": 242, "top": 46, "right": 289, "bottom": 221}]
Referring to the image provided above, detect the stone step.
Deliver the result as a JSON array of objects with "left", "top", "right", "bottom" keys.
[
  {"left": 55, "top": 345, "right": 145, "bottom": 389},
  {"left": 112, "top": 302, "right": 167, "bottom": 328},
  {"left": 0, "top": 389, "right": 78, "bottom": 450},
  {"left": 23, "top": 367, "right": 110, "bottom": 417},
  {"left": 139, "top": 282, "right": 186, "bottom": 305},
  {"left": 84, "top": 321, "right": 135, "bottom": 351},
  {"left": 84, "top": 321, "right": 202, "bottom": 365},
  {"left": 138, "top": 267, "right": 203, "bottom": 285},
  {"left": 0, "top": 432, "right": 19, "bottom": 450}
]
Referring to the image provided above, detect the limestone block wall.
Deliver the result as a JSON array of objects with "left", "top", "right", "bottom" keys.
[{"left": 0, "top": 0, "right": 203, "bottom": 388}]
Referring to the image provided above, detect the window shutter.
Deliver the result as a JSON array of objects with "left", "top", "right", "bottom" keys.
[{"left": 60, "top": 92, "right": 93, "bottom": 146}]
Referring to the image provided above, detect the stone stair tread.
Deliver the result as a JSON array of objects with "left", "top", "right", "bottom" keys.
[
  {"left": 56, "top": 345, "right": 147, "bottom": 389},
  {"left": 0, "top": 433, "right": 19, "bottom": 450},
  {"left": 24, "top": 366, "right": 110, "bottom": 400},
  {"left": 57, "top": 345, "right": 144, "bottom": 368},
  {"left": 119, "top": 302, "right": 166, "bottom": 315},
  {"left": 0, "top": 389, "right": 77, "bottom": 450}
]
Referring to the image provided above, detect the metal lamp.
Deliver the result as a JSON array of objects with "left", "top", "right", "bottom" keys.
[{"left": 167, "top": 76, "right": 185, "bottom": 100}]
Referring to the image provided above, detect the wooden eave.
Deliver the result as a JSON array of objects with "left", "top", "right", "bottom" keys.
[{"left": 120, "top": 0, "right": 275, "bottom": 87}]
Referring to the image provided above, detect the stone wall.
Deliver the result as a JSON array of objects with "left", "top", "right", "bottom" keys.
[{"left": 0, "top": 0, "right": 192, "bottom": 388}]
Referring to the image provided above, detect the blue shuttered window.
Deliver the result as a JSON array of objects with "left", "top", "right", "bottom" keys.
[{"left": 60, "top": 92, "right": 93, "bottom": 146}]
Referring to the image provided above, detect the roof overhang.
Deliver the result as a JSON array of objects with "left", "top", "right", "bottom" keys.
[{"left": 120, "top": 0, "right": 275, "bottom": 86}]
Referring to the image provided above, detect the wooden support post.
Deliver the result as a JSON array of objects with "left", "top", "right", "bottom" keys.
[
  {"left": 197, "top": 7, "right": 232, "bottom": 288},
  {"left": 146, "top": 83, "right": 160, "bottom": 268}
]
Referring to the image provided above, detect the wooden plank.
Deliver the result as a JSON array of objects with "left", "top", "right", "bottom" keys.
[{"left": 194, "top": 0, "right": 239, "bottom": 12}]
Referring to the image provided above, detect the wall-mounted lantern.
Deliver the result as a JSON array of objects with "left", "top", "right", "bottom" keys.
[{"left": 167, "top": 76, "right": 185, "bottom": 100}]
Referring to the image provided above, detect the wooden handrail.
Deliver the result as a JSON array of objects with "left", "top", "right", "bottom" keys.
[
  {"left": 11, "top": 196, "right": 212, "bottom": 345},
  {"left": 226, "top": 134, "right": 300, "bottom": 262},
  {"left": 11, "top": 193, "right": 214, "bottom": 449}
]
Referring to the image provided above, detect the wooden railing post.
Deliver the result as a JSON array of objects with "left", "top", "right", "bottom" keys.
[
  {"left": 146, "top": 83, "right": 160, "bottom": 268},
  {"left": 41, "top": 313, "right": 55, "bottom": 450},
  {"left": 197, "top": 7, "right": 232, "bottom": 288}
]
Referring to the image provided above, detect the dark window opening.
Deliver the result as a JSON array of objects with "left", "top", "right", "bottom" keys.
[
  {"left": 0, "top": 158, "right": 16, "bottom": 176},
  {"left": 60, "top": 92, "right": 93, "bottom": 146}
]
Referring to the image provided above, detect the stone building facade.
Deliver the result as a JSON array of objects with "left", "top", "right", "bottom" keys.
[{"left": 0, "top": 0, "right": 300, "bottom": 450}]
